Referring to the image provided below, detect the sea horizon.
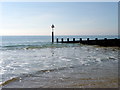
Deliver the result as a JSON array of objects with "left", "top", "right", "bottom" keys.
[{"left": 0, "top": 34, "right": 118, "bottom": 36}]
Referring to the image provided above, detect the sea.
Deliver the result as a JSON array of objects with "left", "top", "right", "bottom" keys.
[{"left": 0, "top": 35, "right": 119, "bottom": 88}]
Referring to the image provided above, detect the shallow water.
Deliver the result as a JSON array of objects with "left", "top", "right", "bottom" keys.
[{"left": 0, "top": 36, "right": 119, "bottom": 88}]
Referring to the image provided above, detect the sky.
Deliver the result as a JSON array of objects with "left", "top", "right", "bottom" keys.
[{"left": 0, "top": 2, "right": 118, "bottom": 36}]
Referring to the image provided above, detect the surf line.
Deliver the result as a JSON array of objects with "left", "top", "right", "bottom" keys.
[{"left": 0, "top": 77, "right": 19, "bottom": 87}]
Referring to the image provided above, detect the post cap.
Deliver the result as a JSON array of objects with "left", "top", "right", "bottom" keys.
[{"left": 51, "top": 24, "right": 55, "bottom": 28}]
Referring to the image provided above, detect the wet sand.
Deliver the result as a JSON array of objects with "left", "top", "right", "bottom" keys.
[{"left": 2, "top": 61, "right": 118, "bottom": 88}]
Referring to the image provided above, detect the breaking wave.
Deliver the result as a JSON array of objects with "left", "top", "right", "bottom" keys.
[
  {"left": 1, "top": 42, "right": 80, "bottom": 50},
  {"left": 0, "top": 66, "right": 75, "bottom": 87}
]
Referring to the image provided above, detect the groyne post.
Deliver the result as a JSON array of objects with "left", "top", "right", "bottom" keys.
[
  {"left": 80, "top": 38, "right": 82, "bottom": 42},
  {"left": 104, "top": 38, "right": 107, "bottom": 40},
  {"left": 61, "top": 38, "right": 63, "bottom": 43},
  {"left": 67, "top": 38, "right": 69, "bottom": 42},
  {"left": 56, "top": 38, "right": 58, "bottom": 43},
  {"left": 95, "top": 38, "right": 98, "bottom": 41},
  {"left": 87, "top": 38, "right": 89, "bottom": 43},
  {"left": 115, "top": 38, "right": 117, "bottom": 40},
  {"left": 87, "top": 38, "right": 89, "bottom": 41},
  {"left": 73, "top": 38, "right": 75, "bottom": 42},
  {"left": 95, "top": 38, "right": 98, "bottom": 44}
]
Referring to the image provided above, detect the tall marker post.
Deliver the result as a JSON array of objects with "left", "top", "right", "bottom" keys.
[{"left": 51, "top": 24, "right": 55, "bottom": 43}]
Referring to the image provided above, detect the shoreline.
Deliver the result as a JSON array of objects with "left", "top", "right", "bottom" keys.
[{"left": 2, "top": 61, "right": 118, "bottom": 88}]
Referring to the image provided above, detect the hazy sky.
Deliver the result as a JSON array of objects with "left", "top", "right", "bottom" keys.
[{"left": 0, "top": 2, "right": 118, "bottom": 35}]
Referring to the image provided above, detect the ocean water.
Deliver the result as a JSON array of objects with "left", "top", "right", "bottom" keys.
[{"left": 0, "top": 35, "right": 119, "bottom": 88}]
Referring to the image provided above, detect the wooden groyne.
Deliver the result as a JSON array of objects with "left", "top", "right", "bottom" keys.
[{"left": 56, "top": 38, "right": 120, "bottom": 47}]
